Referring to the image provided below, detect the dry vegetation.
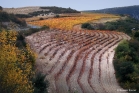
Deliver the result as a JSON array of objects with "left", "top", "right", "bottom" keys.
[{"left": 28, "top": 13, "right": 120, "bottom": 30}]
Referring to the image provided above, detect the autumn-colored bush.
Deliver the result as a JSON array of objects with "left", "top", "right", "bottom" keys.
[{"left": 0, "top": 30, "right": 36, "bottom": 93}]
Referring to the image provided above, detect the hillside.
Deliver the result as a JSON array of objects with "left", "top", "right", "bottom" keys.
[
  {"left": 83, "top": 5, "right": 139, "bottom": 20},
  {"left": 0, "top": 11, "right": 27, "bottom": 30},
  {"left": 1, "top": 5, "right": 139, "bottom": 93},
  {"left": 3, "top": 6, "right": 80, "bottom": 18}
]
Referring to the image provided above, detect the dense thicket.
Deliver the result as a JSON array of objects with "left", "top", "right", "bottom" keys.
[{"left": 114, "top": 40, "right": 139, "bottom": 93}]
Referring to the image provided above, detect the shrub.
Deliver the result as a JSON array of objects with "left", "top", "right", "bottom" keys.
[
  {"left": 55, "top": 14, "right": 60, "bottom": 18},
  {"left": 0, "top": 6, "right": 2, "bottom": 11},
  {"left": 81, "top": 23, "right": 90, "bottom": 28},
  {"left": 134, "top": 31, "right": 139, "bottom": 37},
  {"left": 81, "top": 23, "right": 94, "bottom": 30},
  {"left": 87, "top": 24, "right": 94, "bottom": 30},
  {"left": 39, "top": 18, "right": 44, "bottom": 20},
  {"left": 40, "top": 25, "right": 49, "bottom": 30},
  {"left": 116, "top": 40, "right": 129, "bottom": 58},
  {"left": 105, "top": 23, "right": 116, "bottom": 30},
  {"left": 33, "top": 73, "right": 49, "bottom": 93}
]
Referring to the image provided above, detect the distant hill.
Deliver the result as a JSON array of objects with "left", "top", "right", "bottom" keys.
[
  {"left": 3, "top": 6, "right": 80, "bottom": 18},
  {"left": 83, "top": 5, "right": 139, "bottom": 20}
]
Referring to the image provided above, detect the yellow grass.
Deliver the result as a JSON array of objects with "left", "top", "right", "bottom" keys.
[{"left": 28, "top": 13, "right": 120, "bottom": 30}]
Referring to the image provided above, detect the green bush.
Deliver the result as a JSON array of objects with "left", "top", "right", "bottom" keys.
[
  {"left": 135, "top": 32, "right": 139, "bottom": 37},
  {"left": 0, "top": 6, "right": 2, "bottom": 11},
  {"left": 119, "top": 62, "right": 134, "bottom": 76},
  {"left": 116, "top": 40, "right": 129, "bottom": 59},
  {"left": 100, "top": 17, "right": 139, "bottom": 35},
  {"left": 33, "top": 73, "right": 49, "bottom": 93},
  {"left": 105, "top": 23, "right": 116, "bottom": 30},
  {"left": 87, "top": 24, "right": 94, "bottom": 30},
  {"left": 81, "top": 23, "right": 90, "bottom": 28},
  {"left": 39, "top": 18, "right": 44, "bottom": 20},
  {"left": 40, "top": 25, "right": 49, "bottom": 30},
  {"left": 81, "top": 23, "right": 94, "bottom": 30},
  {"left": 55, "top": 14, "right": 60, "bottom": 18}
]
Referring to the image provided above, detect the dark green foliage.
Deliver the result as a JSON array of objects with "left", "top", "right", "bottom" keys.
[
  {"left": 116, "top": 40, "right": 129, "bottom": 58},
  {"left": 39, "top": 17, "right": 44, "bottom": 20},
  {"left": 105, "top": 23, "right": 116, "bottom": 30},
  {"left": 81, "top": 17, "right": 139, "bottom": 34},
  {"left": 118, "top": 62, "right": 134, "bottom": 77},
  {"left": 81, "top": 23, "right": 90, "bottom": 28},
  {"left": 16, "top": 33, "right": 26, "bottom": 48},
  {"left": 114, "top": 40, "right": 139, "bottom": 91},
  {"left": 134, "top": 31, "right": 139, "bottom": 40},
  {"left": 81, "top": 23, "right": 94, "bottom": 30},
  {"left": 54, "top": 14, "right": 60, "bottom": 18},
  {"left": 29, "top": 11, "right": 50, "bottom": 17},
  {"left": 129, "top": 40, "right": 139, "bottom": 52},
  {"left": 40, "top": 6, "right": 80, "bottom": 14},
  {"left": 102, "top": 17, "right": 139, "bottom": 35},
  {"left": 0, "top": 11, "right": 27, "bottom": 26},
  {"left": 0, "top": 6, "right": 2, "bottom": 11},
  {"left": 15, "top": 14, "right": 31, "bottom": 18},
  {"left": 18, "top": 28, "right": 39, "bottom": 36},
  {"left": 40, "top": 25, "right": 49, "bottom": 30},
  {"left": 33, "top": 73, "right": 49, "bottom": 93},
  {"left": 87, "top": 24, "right": 94, "bottom": 30},
  {"left": 96, "top": 23, "right": 105, "bottom": 30}
]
